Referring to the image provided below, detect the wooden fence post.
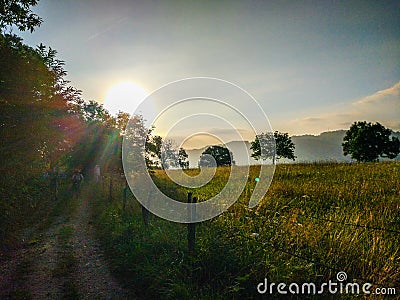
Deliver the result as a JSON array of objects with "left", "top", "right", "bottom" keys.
[
  {"left": 141, "top": 190, "right": 151, "bottom": 227},
  {"left": 109, "top": 176, "right": 113, "bottom": 201},
  {"left": 123, "top": 183, "right": 127, "bottom": 210},
  {"left": 188, "top": 193, "right": 197, "bottom": 254},
  {"left": 141, "top": 205, "right": 149, "bottom": 227}
]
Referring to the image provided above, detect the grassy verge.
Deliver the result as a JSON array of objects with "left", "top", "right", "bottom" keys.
[{"left": 90, "top": 162, "right": 400, "bottom": 299}]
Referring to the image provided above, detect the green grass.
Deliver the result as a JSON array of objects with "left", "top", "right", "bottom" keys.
[{"left": 90, "top": 162, "right": 400, "bottom": 299}]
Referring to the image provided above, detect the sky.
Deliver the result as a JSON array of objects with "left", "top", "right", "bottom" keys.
[{"left": 17, "top": 0, "right": 400, "bottom": 144}]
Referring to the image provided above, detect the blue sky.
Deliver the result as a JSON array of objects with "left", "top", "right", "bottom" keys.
[{"left": 18, "top": 0, "right": 399, "bottom": 139}]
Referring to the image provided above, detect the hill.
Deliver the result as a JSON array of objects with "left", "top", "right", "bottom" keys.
[
  {"left": 290, "top": 130, "right": 350, "bottom": 163},
  {"left": 185, "top": 130, "right": 400, "bottom": 167}
]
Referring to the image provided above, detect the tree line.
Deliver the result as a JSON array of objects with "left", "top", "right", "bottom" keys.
[
  {"left": 247, "top": 122, "right": 399, "bottom": 164},
  {"left": 201, "top": 123, "right": 399, "bottom": 167}
]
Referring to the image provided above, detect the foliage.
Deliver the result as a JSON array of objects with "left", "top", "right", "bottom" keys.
[
  {"left": 251, "top": 131, "right": 296, "bottom": 163},
  {"left": 178, "top": 148, "right": 189, "bottom": 169},
  {"left": 0, "top": 33, "right": 82, "bottom": 172},
  {"left": 115, "top": 111, "right": 130, "bottom": 132},
  {"left": 342, "top": 121, "right": 400, "bottom": 162},
  {"left": 145, "top": 134, "right": 162, "bottom": 168},
  {"left": 275, "top": 131, "right": 296, "bottom": 161},
  {"left": 143, "top": 135, "right": 189, "bottom": 170},
  {"left": 0, "top": 0, "right": 42, "bottom": 33},
  {"left": 160, "top": 139, "right": 179, "bottom": 169},
  {"left": 199, "top": 145, "right": 233, "bottom": 167},
  {"left": 80, "top": 100, "right": 113, "bottom": 124},
  {"left": 250, "top": 132, "right": 275, "bottom": 161}
]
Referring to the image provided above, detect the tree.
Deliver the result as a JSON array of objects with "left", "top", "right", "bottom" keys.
[
  {"left": 342, "top": 121, "right": 400, "bottom": 162},
  {"left": 250, "top": 132, "right": 275, "bottom": 162},
  {"left": 0, "top": 33, "right": 84, "bottom": 172},
  {"left": 115, "top": 111, "right": 130, "bottom": 133},
  {"left": 145, "top": 134, "right": 162, "bottom": 169},
  {"left": 199, "top": 145, "right": 233, "bottom": 167},
  {"left": 123, "top": 114, "right": 152, "bottom": 169},
  {"left": 160, "top": 139, "right": 180, "bottom": 169},
  {"left": 144, "top": 135, "right": 188, "bottom": 170},
  {"left": 275, "top": 131, "right": 296, "bottom": 162},
  {"left": 0, "top": 0, "right": 42, "bottom": 33},
  {"left": 81, "top": 100, "right": 117, "bottom": 127},
  {"left": 251, "top": 131, "right": 296, "bottom": 163},
  {"left": 178, "top": 148, "right": 189, "bottom": 169}
]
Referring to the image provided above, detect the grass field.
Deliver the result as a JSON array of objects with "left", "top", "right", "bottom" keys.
[{"left": 90, "top": 162, "right": 400, "bottom": 299}]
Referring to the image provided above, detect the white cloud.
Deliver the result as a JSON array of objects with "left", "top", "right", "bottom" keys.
[
  {"left": 354, "top": 82, "right": 400, "bottom": 105},
  {"left": 286, "top": 81, "right": 400, "bottom": 135}
]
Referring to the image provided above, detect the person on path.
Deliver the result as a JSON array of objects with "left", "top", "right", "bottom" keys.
[{"left": 72, "top": 168, "right": 84, "bottom": 198}]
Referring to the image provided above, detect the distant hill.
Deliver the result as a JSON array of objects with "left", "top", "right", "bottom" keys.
[
  {"left": 290, "top": 130, "right": 350, "bottom": 163},
  {"left": 185, "top": 130, "right": 400, "bottom": 167}
]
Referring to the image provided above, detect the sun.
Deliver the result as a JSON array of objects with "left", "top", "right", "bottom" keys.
[{"left": 103, "top": 81, "right": 149, "bottom": 116}]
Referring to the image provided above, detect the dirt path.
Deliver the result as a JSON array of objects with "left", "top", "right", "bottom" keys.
[
  {"left": 0, "top": 194, "right": 128, "bottom": 299},
  {"left": 28, "top": 215, "right": 68, "bottom": 299},
  {"left": 70, "top": 197, "right": 126, "bottom": 299}
]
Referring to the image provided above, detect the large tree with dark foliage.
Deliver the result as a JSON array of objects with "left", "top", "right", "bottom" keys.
[
  {"left": 0, "top": 33, "right": 83, "bottom": 174},
  {"left": 199, "top": 145, "right": 233, "bottom": 167},
  {"left": 342, "top": 121, "right": 400, "bottom": 162}
]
